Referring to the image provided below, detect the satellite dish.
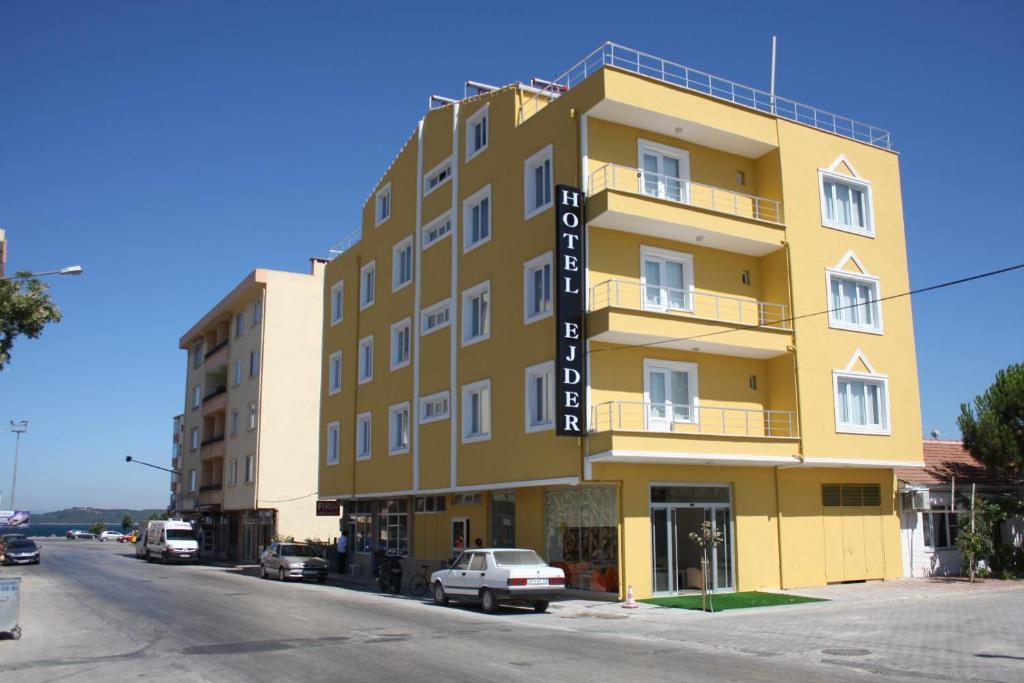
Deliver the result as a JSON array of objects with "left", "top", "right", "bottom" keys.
[{"left": 930, "top": 429, "right": 941, "bottom": 440}]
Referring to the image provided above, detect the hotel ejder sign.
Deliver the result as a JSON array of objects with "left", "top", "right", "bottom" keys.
[{"left": 555, "top": 185, "right": 585, "bottom": 436}]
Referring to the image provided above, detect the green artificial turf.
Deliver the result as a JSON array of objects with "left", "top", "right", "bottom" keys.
[{"left": 640, "top": 591, "right": 826, "bottom": 612}]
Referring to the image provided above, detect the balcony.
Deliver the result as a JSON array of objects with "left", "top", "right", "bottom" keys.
[
  {"left": 199, "top": 434, "right": 226, "bottom": 460},
  {"left": 204, "top": 339, "right": 229, "bottom": 367},
  {"left": 198, "top": 483, "right": 223, "bottom": 508},
  {"left": 587, "top": 165, "right": 785, "bottom": 256},
  {"left": 588, "top": 280, "right": 792, "bottom": 358},
  {"left": 201, "top": 387, "right": 227, "bottom": 415}
]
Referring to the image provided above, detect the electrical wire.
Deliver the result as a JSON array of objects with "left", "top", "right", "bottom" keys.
[{"left": 258, "top": 492, "right": 320, "bottom": 504}]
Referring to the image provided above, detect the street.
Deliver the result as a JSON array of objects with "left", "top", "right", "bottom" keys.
[{"left": 1, "top": 539, "right": 1022, "bottom": 682}]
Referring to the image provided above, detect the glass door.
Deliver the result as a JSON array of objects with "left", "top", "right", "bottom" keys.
[
  {"left": 646, "top": 367, "right": 693, "bottom": 430},
  {"left": 650, "top": 485, "right": 735, "bottom": 595},
  {"left": 641, "top": 151, "right": 684, "bottom": 202},
  {"left": 643, "top": 256, "right": 690, "bottom": 312}
]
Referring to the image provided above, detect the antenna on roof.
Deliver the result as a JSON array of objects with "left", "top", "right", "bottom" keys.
[{"left": 930, "top": 429, "right": 941, "bottom": 440}]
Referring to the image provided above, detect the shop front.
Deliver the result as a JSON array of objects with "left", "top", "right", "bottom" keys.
[{"left": 649, "top": 484, "right": 735, "bottom": 595}]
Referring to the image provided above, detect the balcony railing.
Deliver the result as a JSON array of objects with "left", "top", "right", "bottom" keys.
[
  {"left": 328, "top": 227, "right": 362, "bottom": 260},
  {"left": 591, "top": 401, "right": 798, "bottom": 439},
  {"left": 521, "top": 42, "right": 894, "bottom": 150},
  {"left": 199, "top": 483, "right": 223, "bottom": 493},
  {"left": 202, "top": 386, "right": 227, "bottom": 403},
  {"left": 590, "top": 279, "right": 790, "bottom": 330},
  {"left": 200, "top": 434, "right": 225, "bottom": 447},
  {"left": 204, "top": 339, "right": 228, "bottom": 360},
  {"left": 589, "top": 164, "right": 784, "bottom": 225}
]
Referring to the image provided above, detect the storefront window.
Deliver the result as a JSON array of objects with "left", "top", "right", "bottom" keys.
[
  {"left": 377, "top": 498, "right": 409, "bottom": 554},
  {"left": 351, "top": 500, "right": 374, "bottom": 554},
  {"left": 491, "top": 492, "right": 515, "bottom": 548},
  {"left": 544, "top": 486, "right": 619, "bottom": 593}
]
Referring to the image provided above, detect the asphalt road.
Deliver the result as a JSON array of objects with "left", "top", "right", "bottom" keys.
[{"left": 1, "top": 539, "right": 1022, "bottom": 682}]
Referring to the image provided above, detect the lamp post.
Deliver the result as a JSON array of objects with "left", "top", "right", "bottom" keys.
[
  {"left": 124, "top": 455, "right": 180, "bottom": 476},
  {"left": 0, "top": 265, "right": 83, "bottom": 281},
  {"left": 9, "top": 421, "right": 27, "bottom": 508}
]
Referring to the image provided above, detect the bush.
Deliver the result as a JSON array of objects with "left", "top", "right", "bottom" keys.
[{"left": 992, "top": 544, "right": 1024, "bottom": 580}]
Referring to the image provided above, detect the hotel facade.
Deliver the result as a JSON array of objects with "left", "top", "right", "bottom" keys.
[{"left": 317, "top": 43, "right": 923, "bottom": 598}]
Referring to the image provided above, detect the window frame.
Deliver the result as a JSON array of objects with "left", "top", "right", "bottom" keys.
[
  {"left": 244, "top": 454, "right": 255, "bottom": 483},
  {"left": 249, "top": 349, "right": 260, "bottom": 378},
  {"left": 375, "top": 182, "right": 391, "bottom": 227},
  {"left": 642, "top": 358, "right": 699, "bottom": 428},
  {"left": 422, "top": 211, "right": 452, "bottom": 251},
  {"left": 192, "top": 384, "right": 201, "bottom": 409},
  {"left": 423, "top": 157, "right": 453, "bottom": 197},
  {"left": 832, "top": 369, "right": 891, "bottom": 435},
  {"left": 825, "top": 268, "right": 884, "bottom": 334},
  {"left": 390, "top": 318, "right": 411, "bottom": 371},
  {"left": 248, "top": 401, "right": 258, "bottom": 431},
  {"left": 421, "top": 298, "right": 451, "bottom": 336},
  {"left": 392, "top": 236, "right": 414, "bottom": 292},
  {"left": 388, "top": 402, "right": 411, "bottom": 455},
  {"left": 524, "top": 360, "right": 555, "bottom": 433},
  {"left": 233, "top": 360, "right": 242, "bottom": 387},
  {"left": 358, "top": 335, "right": 374, "bottom": 385},
  {"left": 818, "top": 169, "right": 874, "bottom": 237},
  {"left": 192, "top": 341, "right": 203, "bottom": 369},
  {"left": 523, "top": 144, "right": 554, "bottom": 220},
  {"left": 465, "top": 104, "right": 489, "bottom": 162},
  {"left": 228, "top": 459, "right": 238, "bottom": 486},
  {"left": 330, "top": 281, "right": 344, "bottom": 326},
  {"left": 419, "top": 390, "right": 451, "bottom": 424},
  {"left": 637, "top": 139, "right": 691, "bottom": 203},
  {"left": 523, "top": 251, "right": 554, "bottom": 324},
  {"left": 252, "top": 298, "right": 262, "bottom": 326},
  {"left": 461, "top": 378, "right": 492, "bottom": 444},
  {"left": 235, "top": 312, "right": 245, "bottom": 338},
  {"left": 359, "top": 260, "right": 376, "bottom": 310},
  {"left": 328, "top": 350, "right": 342, "bottom": 395},
  {"left": 326, "top": 421, "right": 340, "bottom": 466},
  {"left": 188, "top": 469, "right": 197, "bottom": 492},
  {"left": 230, "top": 410, "right": 239, "bottom": 437},
  {"left": 640, "top": 245, "right": 695, "bottom": 314},
  {"left": 190, "top": 428, "right": 199, "bottom": 451},
  {"left": 356, "top": 412, "right": 372, "bottom": 461},
  {"left": 461, "top": 280, "right": 491, "bottom": 347},
  {"left": 462, "top": 184, "right": 492, "bottom": 253}
]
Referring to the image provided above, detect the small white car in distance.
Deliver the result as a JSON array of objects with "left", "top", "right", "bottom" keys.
[
  {"left": 98, "top": 531, "right": 124, "bottom": 542},
  {"left": 431, "top": 548, "right": 564, "bottom": 613}
]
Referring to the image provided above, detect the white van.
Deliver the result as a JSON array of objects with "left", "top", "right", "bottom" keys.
[{"left": 145, "top": 519, "right": 199, "bottom": 564}]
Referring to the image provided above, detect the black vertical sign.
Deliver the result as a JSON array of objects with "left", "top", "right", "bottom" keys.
[{"left": 555, "top": 185, "right": 585, "bottom": 436}]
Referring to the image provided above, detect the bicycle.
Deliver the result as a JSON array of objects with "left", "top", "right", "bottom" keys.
[{"left": 408, "top": 560, "right": 448, "bottom": 597}]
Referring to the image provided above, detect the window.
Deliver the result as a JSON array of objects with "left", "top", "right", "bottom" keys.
[
  {"left": 360, "top": 261, "right": 376, "bottom": 309},
  {"left": 414, "top": 495, "right": 447, "bottom": 513},
  {"left": 356, "top": 412, "right": 372, "bottom": 460},
  {"left": 235, "top": 312, "right": 245, "bottom": 338},
  {"left": 326, "top": 421, "right": 340, "bottom": 466},
  {"left": 252, "top": 298, "right": 262, "bottom": 325},
  {"left": 230, "top": 410, "right": 239, "bottom": 436},
  {"left": 249, "top": 349, "right": 260, "bottom": 377},
  {"left": 375, "top": 182, "right": 391, "bottom": 226},
  {"left": 821, "top": 484, "right": 882, "bottom": 507},
  {"left": 392, "top": 237, "right": 413, "bottom": 291},
  {"left": 424, "top": 158, "right": 452, "bottom": 196},
  {"left": 491, "top": 492, "right": 516, "bottom": 548},
  {"left": 833, "top": 371, "right": 890, "bottom": 434},
  {"left": 358, "top": 335, "right": 374, "bottom": 384},
  {"left": 452, "top": 493, "right": 482, "bottom": 505},
  {"left": 376, "top": 498, "right": 409, "bottom": 554},
  {"left": 638, "top": 140, "right": 690, "bottom": 202},
  {"left": 188, "top": 469, "right": 197, "bottom": 492},
  {"left": 644, "top": 359, "right": 698, "bottom": 428},
  {"left": 462, "top": 379, "right": 491, "bottom": 443},
  {"left": 819, "top": 170, "right": 872, "bottom": 235},
  {"left": 192, "top": 385, "right": 201, "bottom": 408},
  {"left": 330, "top": 281, "right": 344, "bottom": 325},
  {"left": 525, "top": 361, "right": 554, "bottom": 432},
  {"left": 192, "top": 341, "right": 203, "bottom": 368},
  {"left": 420, "top": 390, "right": 450, "bottom": 424},
  {"left": 923, "top": 502, "right": 960, "bottom": 549},
  {"left": 389, "top": 402, "right": 410, "bottom": 455},
  {"left": 390, "top": 319, "right": 411, "bottom": 370},
  {"left": 328, "top": 351, "right": 342, "bottom": 395},
  {"left": 422, "top": 212, "right": 452, "bottom": 250},
  {"left": 421, "top": 299, "right": 451, "bottom": 336},
  {"left": 248, "top": 402, "right": 257, "bottom": 430},
  {"left": 244, "top": 454, "right": 255, "bottom": 483},
  {"left": 463, "top": 185, "right": 491, "bottom": 252},
  {"left": 524, "top": 144, "right": 553, "bottom": 219},
  {"left": 641, "top": 246, "right": 694, "bottom": 312},
  {"left": 466, "top": 104, "right": 488, "bottom": 161},
  {"left": 828, "top": 271, "right": 882, "bottom": 333},
  {"left": 523, "top": 252, "right": 552, "bottom": 323},
  {"left": 190, "top": 428, "right": 199, "bottom": 450},
  {"left": 233, "top": 360, "right": 242, "bottom": 386},
  {"left": 351, "top": 500, "right": 374, "bottom": 553},
  {"left": 228, "top": 459, "right": 238, "bottom": 486},
  {"left": 461, "top": 281, "right": 490, "bottom": 346}
]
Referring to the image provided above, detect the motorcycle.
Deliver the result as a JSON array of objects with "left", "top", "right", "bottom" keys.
[{"left": 375, "top": 551, "right": 404, "bottom": 594}]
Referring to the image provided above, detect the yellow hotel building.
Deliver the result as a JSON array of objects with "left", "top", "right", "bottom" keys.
[{"left": 318, "top": 43, "right": 923, "bottom": 598}]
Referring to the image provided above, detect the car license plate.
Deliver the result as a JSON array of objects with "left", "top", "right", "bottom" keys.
[
  {"left": 527, "top": 578, "right": 547, "bottom": 585},
  {"left": 179, "top": 554, "right": 191, "bottom": 558}
]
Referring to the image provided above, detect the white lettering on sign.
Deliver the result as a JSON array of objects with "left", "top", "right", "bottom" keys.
[{"left": 555, "top": 184, "right": 586, "bottom": 436}]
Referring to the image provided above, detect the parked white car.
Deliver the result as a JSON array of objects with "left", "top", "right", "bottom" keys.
[
  {"left": 431, "top": 548, "right": 564, "bottom": 613},
  {"left": 98, "top": 531, "right": 124, "bottom": 542}
]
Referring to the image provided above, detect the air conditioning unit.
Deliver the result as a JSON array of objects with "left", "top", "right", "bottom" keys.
[{"left": 900, "top": 490, "right": 931, "bottom": 511}]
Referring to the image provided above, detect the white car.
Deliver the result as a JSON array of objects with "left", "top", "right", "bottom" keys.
[
  {"left": 98, "top": 531, "right": 124, "bottom": 542},
  {"left": 431, "top": 548, "right": 564, "bottom": 613}
]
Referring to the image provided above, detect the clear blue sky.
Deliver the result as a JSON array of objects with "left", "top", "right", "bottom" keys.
[{"left": 2, "top": 1, "right": 1022, "bottom": 512}]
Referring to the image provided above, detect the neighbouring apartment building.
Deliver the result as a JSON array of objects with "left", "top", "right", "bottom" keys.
[
  {"left": 169, "top": 413, "right": 184, "bottom": 512},
  {"left": 175, "top": 262, "right": 337, "bottom": 560},
  {"left": 317, "top": 42, "right": 924, "bottom": 598}
]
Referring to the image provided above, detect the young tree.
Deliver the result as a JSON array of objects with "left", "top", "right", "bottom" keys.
[
  {"left": 88, "top": 522, "right": 105, "bottom": 536},
  {"left": 121, "top": 514, "right": 133, "bottom": 532},
  {"left": 958, "top": 363, "right": 1024, "bottom": 479},
  {"left": 688, "top": 520, "right": 724, "bottom": 612},
  {"left": 0, "top": 273, "right": 62, "bottom": 370}
]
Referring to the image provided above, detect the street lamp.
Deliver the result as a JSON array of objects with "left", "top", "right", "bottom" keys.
[
  {"left": 125, "top": 455, "right": 180, "bottom": 476},
  {"left": 8, "top": 420, "right": 27, "bottom": 508},
  {"left": 0, "top": 265, "right": 83, "bottom": 281}
]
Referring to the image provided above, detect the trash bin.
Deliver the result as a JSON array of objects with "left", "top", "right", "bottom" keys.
[{"left": 0, "top": 576, "right": 21, "bottom": 640}]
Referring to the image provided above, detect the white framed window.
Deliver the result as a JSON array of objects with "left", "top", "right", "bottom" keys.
[
  {"left": 248, "top": 402, "right": 258, "bottom": 430},
  {"left": 390, "top": 318, "right": 411, "bottom": 370},
  {"left": 249, "top": 349, "right": 260, "bottom": 377},
  {"left": 252, "top": 298, "right": 262, "bottom": 326},
  {"left": 235, "top": 312, "right": 245, "bottom": 338},
  {"left": 230, "top": 410, "right": 239, "bottom": 436},
  {"left": 358, "top": 335, "right": 374, "bottom": 384},
  {"left": 326, "top": 421, "right": 340, "bottom": 466},
  {"left": 328, "top": 351, "right": 342, "bottom": 395},
  {"left": 192, "top": 385, "right": 201, "bottom": 408},
  {"left": 923, "top": 502, "right": 960, "bottom": 549},
  {"left": 461, "top": 379, "right": 491, "bottom": 443},
  {"left": 360, "top": 260, "right": 376, "bottom": 309},
  {"left": 827, "top": 269, "right": 882, "bottom": 333},
  {"left": 375, "top": 182, "right": 391, "bottom": 226},
  {"left": 190, "top": 428, "right": 199, "bottom": 450},
  {"left": 422, "top": 211, "right": 452, "bottom": 251},
  {"left": 233, "top": 360, "right": 242, "bottom": 386},
  {"left": 638, "top": 139, "right": 691, "bottom": 203},
  {"left": 524, "top": 361, "right": 554, "bottom": 432},
  {"left": 392, "top": 236, "right": 413, "bottom": 292},
  {"left": 228, "top": 459, "right": 238, "bottom": 486},
  {"left": 423, "top": 157, "right": 452, "bottom": 196},
  {"left": 461, "top": 280, "right": 490, "bottom": 346},
  {"left": 356, "top": 412, "right": 372, "bottom": 460},
  {"left": 420, "top": 390, "right": 450, "bottom": 424},
  {"left": 640, "top": 246, "right": 694, "bottom": 312},
  {"left": 192, "top": 341, "right": 203, "bottom": 368},
  {"left": 643, "top": 359, "right": 699, "bottom": 429},
  {"left": 833, "top": 370, "right": 890, "bottom": 434},
  {"left": 524, "top": 144, "right": 553, "bottom": 219},
  {"left": 523, "top": 252, "right": 552, "bottom": 323},
  {"left": 466, "top": 104, "right": 488, "bottom": 161},
  {"left": 388, "top": 402, "right": 411, "bottom": 455},
  {"left": 421, "top": 299, "right": 451, "bottom": 336},
  {"left": 330, "top": 281, "right": 344, "bottom": 325},
  {"left": 188, "top": 469, "right": 197, "bottom": 492},
  {"left": 819, "top": 169, "right": 873, "bottom": 236},
  {"left": 244, "top": 454, "right": 255, "bottom": 483},
  {"left": 462, "top": 184, "right": 491, "bottom": 252}
]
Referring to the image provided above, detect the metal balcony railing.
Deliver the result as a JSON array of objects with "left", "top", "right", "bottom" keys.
[
  {"left": 590, "top": 279, "right": 791, "bottom": 330},
  {"left": 204, "top": 339, "right": 228, "bottom": 360},
  {"left": 328, "top": 227, "right": 362, "bottom": 260},
  {"left": 520, "top": 42, "right": 894, "bottom": 150},
  {"left": 202, "top": 386, "right": 227, "bottom": 404},
  {"left": 199, "top": 483, "right": 223, "bottom": 493},
  {"left": 200, "top": 435, "right": 225, "bottom": 448},
  {"left": 589, "top": 164, "right": 784, "bottom": 225},
  {"left": 590, "top": 401, "right": 798, "bottom": 439}
]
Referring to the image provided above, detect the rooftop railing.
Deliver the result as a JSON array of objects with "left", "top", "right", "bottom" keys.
[
  {"left": 521, "top": 42, "right": 893, "bottom": 151},
  {"left": 591, "top": 401, "right": 799, "bottom": 439},
  {"left": 590, "top": 279, "right": 791, "bottom": 330},
  {"left": 589, "top": 164, "right": 784, "bottom": 225},
  {"left": 328, "top": 227, "right": 362, "bottom": 260}
]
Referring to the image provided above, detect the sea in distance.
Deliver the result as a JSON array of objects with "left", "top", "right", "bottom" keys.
[{"left": 1, "top": 522, "right": 126, "bottom": 538}]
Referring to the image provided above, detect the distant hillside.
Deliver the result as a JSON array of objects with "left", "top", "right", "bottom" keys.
[{"left": 31, "top": 507, "right": 164, "bottom": 524}]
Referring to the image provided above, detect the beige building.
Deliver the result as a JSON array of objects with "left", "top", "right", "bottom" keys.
[
  {"left": 175, "top": 259, "right": 337, "bottom": 560},
  {"left": 169, "top": 413, "right": 183, "bottom": 512}
]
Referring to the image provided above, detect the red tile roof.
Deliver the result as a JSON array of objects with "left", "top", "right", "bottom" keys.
[{"left": 896, "top": 440, "right": 1012, "bottom": 486}]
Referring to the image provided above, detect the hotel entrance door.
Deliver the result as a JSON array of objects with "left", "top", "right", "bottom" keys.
[{"left": 650, "top": 485, "right": 734, "bottom": 595}]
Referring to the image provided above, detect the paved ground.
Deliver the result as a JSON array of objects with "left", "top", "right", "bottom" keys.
[{"left": 1, "top": 539, "right": 1022, "bottom": 682}]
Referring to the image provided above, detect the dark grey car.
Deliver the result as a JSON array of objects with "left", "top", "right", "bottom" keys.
[
  {"left": 2, "top": 538, "right": 40, "bottom": 565},
  {"left": 260, "top": 543, "right": 328, "bottom": 582}
]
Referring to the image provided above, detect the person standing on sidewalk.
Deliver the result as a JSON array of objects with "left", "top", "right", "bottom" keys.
[{"left": 336, "top": 530, "right": 349, "bottom": 574}]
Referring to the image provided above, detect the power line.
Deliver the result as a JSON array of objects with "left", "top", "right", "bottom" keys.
[
  {"left": 259, "top": 492, "right": 319, "bottom": 504},
  {"left": 589, "top": 262, "right": 1024, "bottom": 354}
]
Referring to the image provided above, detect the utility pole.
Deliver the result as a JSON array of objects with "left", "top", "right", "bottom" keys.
[{"left": 9, "top": 420, "right": 27, "bottom": 508}]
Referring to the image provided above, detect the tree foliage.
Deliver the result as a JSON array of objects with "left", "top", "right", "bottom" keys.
[
  {"left": 958, "top": 363, "right": 1024, "bottom": 480},
  {"left": 121, "top": 514, "right": 133, "bottom": 532},
  {"left": 0, "top": 273, "right": 62, "bottom": 370}
]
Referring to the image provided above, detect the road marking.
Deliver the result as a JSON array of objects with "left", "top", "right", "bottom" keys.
[{"left": 289, "top": 613, "right": 312, "bottom": 621}]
